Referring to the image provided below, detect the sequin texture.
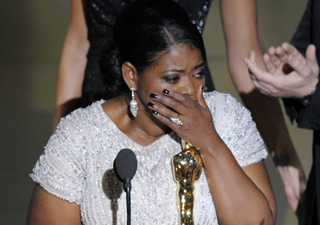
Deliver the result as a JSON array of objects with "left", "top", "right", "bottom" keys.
[{"left": 30, "top": 91, "right": 267, "bottom": 224}]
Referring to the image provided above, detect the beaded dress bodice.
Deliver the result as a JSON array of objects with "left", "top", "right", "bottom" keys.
[{"left": 31, "top": 91, "right": 267, "bottom": 225}]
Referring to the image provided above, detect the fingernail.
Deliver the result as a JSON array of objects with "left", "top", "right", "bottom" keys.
[
  {"left": 150, "top": 93, "right": 158, "bottom": 99},
  {"left": 163, "top": 89, "right": 170, "bottom": 95},
  {"left": 152, "top": 110, "right": 158, "bottom": 115},
  {"left": 148, "top": 102, "right": 154, "bottom": 107}
]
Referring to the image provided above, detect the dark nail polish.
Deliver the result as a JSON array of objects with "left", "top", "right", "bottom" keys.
[
  {"left": 150, "top": 93, "right": 158, "bottom": 99},
  {"left": 152, "top": 110, "right": 158, "bottom": 115},
  {"left": 148, "top": 102, "right": 154, "bottom": 107},
  {"left": 163, "top": 89, "right": 170, "bottom": 95}
]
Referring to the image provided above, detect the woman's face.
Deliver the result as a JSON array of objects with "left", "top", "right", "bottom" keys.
[{"left": 135, "top": 44, "right": 206, "bottom": 111}]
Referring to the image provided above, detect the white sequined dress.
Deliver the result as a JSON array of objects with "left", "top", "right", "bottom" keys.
[{"left": 30, "top": 91, "right": 268, "bottom": 224}]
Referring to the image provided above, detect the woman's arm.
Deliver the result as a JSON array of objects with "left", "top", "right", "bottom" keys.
[
  {"left": 26, "top": 184, "right": 81, "bottom": 225},
  {"left": 220, "top": 0, "right": 306, "bottom": 212},
  {"left": 53, "top": 0, "right": 89, "bottom": 131},
  {"left": 203, "top": 149, "right": 276, "bottom": 224},
  {"left": 150, "top": 88, "right": 276, "bottom": 224}
]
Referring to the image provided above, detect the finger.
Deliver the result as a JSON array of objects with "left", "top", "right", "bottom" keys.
[
  {"left": 148, "top": 99, "right": 180, "bottom": 121},
  {"left": 246, "top": 55, "right": 290, "bottom": 94},
  {"left": 287, "top": 54, "right": 312, "bottom": 78},
  {"left": 305, "top": 44, "right": 319, "bottom": 75},
  {"left": 150, "top": 89, "right": 194, "bottom": 116},
  {"left": 252, "top": 79, "right": 269, "bottom": 95},
  {"left": 149, "top": 92, "right": 184, "bottom": 116},
  {"left": 282, "top": 42, "right": 305, "bottom": 62},
  {"left": 275, "top": 46, "right": 288, "bottom": 62},
  {"left": 268, "top": 47, "right": 282, "bottom": 68},
  {"left": 258, "top": 81, "right": 280, "bottom": 96},
  {"left": 263, "top": 53, "right": 276, "bottom": 74},
  {"left": 251, "top": 79, "right": 262, "bottom": 90},
  {"left": 306, "top": 44, "right": 317, "bottom": 65},
  {"left": 247, "top": 51, "right": 257, "bottom": 74},
  {"left": 250, "top": 73, "right": 258, "bottom": 82},
  {"left": 151, "top": 109, "right": 182, "bottom": 130},
  {"left": 253, "top": 80, "right": 283, "bottom": 97},
  {"left": 196, "top": 85, "right": 208, "bottom": 109},
  {"left": 272, "top": 45, "right": 294, "bottom": 74},
  {"left": 244, "top": 52, "right": 266, "bottom": 81},
  {"left": 164, "top": 89, "right": 196, "bottom": 109},
  {"left": 282, "top": 42, "right": 300, "bottom": 56}
]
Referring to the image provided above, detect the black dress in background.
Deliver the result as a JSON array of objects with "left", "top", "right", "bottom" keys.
[{"left": 82, "top": 0, "right": 214, "bottom": 107}]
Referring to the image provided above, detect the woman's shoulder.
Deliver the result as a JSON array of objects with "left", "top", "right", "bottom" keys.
[
  {"left": 204, "top": 92, "right": 267, "bottom": 167},
  {"left": 66, "top": 100, "right": 105, "bottom": 119},
  {"left": 204, "top": 91, "right": 243, "bottom": 110},
  {"left": 54, "top": 100, "right": 108, "bottom": 133},
  {"left": 204, "top": 91, "right": 253, "bottom": 128}
]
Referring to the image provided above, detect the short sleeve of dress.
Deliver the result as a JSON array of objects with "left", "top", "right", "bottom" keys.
[
  {"left": 205, "top": 92, "right": 268, "bottom": 167},
  {"left": 30, "top": 112, "right": 86, "bottom": 205}
]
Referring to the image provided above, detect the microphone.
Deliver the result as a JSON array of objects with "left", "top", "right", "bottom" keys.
[{"left": 114, "top": 148, "right": 137, "bottom": 225}]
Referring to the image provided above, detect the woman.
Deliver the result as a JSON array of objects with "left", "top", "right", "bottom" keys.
[
  {"left": 54, "top": 0, "right": 305, "bottom": 213},
  {"left": 53, "top": 0, "right": 214, "bottom": 127},
  {"left": 28, "top": 0, "right": 276, "bottom": 224}
]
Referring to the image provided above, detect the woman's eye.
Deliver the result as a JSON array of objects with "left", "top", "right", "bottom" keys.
[
  {"left": 164, "top": 76, "right": 180, "bottom": 83},
  {"left": 193, "top": 71, "right": 205, "bottom": 78}
]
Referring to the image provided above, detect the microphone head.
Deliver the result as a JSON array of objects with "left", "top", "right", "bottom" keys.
[{"left": 114, "top": 148, "right": 138, "bottom": 182}]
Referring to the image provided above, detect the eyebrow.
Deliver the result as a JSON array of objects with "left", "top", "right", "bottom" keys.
[
  {"left": 194, "top": 62, "right": 205, "bottom": 70},
  {"left": 163, "top": 62, "right": 205, "bottom": 73}
]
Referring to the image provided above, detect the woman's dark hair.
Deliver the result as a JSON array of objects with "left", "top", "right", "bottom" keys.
[{"left": 99, "top": 0, "right": 207, "bottom": 99}]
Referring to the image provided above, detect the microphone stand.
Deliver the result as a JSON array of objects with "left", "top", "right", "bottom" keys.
[
  {"left": 114, "top": 148, "right": 137, "bottom": 225},
  {"left": 124, "top": 177, "right": 132, "bottom": 225}
]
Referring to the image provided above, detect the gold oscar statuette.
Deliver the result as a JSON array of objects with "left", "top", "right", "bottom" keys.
[{"left": 172, "top": 139, "right": 203, "bottom": 225}]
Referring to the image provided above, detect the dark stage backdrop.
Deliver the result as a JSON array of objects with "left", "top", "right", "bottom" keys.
[{"left": 0, "top": 1, "right": 310, "bottom": 224}]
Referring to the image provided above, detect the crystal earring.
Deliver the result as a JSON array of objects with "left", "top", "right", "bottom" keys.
[{"left": 130, "top": 87, "right": 138, "bottom": 117}]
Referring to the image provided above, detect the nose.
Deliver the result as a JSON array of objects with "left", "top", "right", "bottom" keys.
[{"left": 177, "top": 77, "right": 196, "bottom": 97}]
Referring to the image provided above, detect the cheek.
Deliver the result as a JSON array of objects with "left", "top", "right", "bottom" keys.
[
  {"left": 197, "top": 77, "right": 206, "bottom": 90},
  {"left": 198, "top": 77, "right": 206, "bottom": 86},
  {"left": 137, "top": 76, "right": 166, "bottom": 96},
  {"left": 176, "top": 78, "right": 206, "bottom": 94},
  {"left": 136, "top": 82, "right": 160, "bottom": 105}
]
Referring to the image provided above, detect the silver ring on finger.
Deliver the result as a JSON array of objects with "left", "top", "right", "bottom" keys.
[{"left": 170, "top": 117, "right": 183, "bottom": 126}]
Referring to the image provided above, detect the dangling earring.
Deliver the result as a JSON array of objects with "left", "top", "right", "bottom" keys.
[{"left": 130, "top": 87, "right": 138, "bottom": 117}]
